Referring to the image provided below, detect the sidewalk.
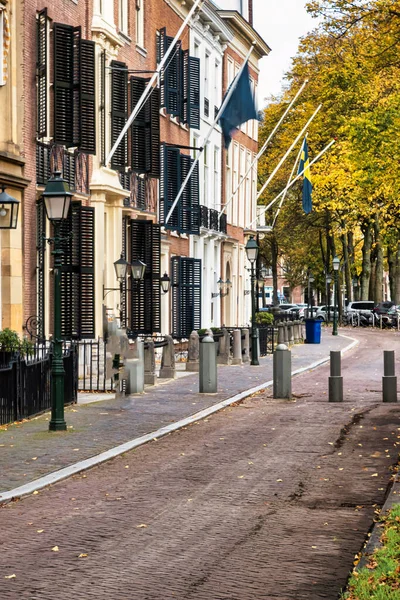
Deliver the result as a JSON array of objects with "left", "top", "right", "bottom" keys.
[{"left": 0, "top": 331, "right": 352, "bottom": 497}]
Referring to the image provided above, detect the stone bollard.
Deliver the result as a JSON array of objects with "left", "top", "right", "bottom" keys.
[
  {"left": 242, "top": 328, "right": 250, "bottom": 364},
  {"left": 125, "top": 339, "right": 145, "bottom": 394},
  {"left": 277, "top": 322, "right": 285, "bottom": 345},
  {"left": 144, "top": 339, "right": 157, "bottom": 386},
  {"left": 283, "top": 323, "right": 289, "bottom": 345},
  {"left": 232, "top": 329, "right": 242, "bottom": 365},
  {"left": 383, "top": 350, "right": 397, "bottom": 403},
  {"left": 293, "top": 321, "right": 299, "bottom": 343},
  {"left": 159, "top": 335, "right": 176, "bottom": 379},
  {"left": 288, "top": 322, "right": 294, "bottom": 346},
  {"left": 329, "top": 351, "right": 343, "bottom": 402},
  {"left": 199, "top": 335, "right": 217, "bottom": 393},
  {"left": 186, "top": 330, "right": 200, "bottom": 372},
  {"left": 273, "top": 343, "right": 292, "bottom": 399},
  {"left": 217, "top": 327, "right": 232, "bottom": 365}
]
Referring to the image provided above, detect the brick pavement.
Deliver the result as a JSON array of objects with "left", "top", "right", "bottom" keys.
[
  {"left": 0, "top": 329, "right": 399, "bottom": 599},
  {"left": 0, "top": 331, "right": 350, "bottom": 494}
]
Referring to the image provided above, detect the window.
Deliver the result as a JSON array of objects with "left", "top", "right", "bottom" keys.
[
  {"left": 129, "top": 219, "right": 161, "bottom": 333},
  {"left": 159, "top": 144, "right": 200, "bottom": 234},
  {"left": 119, "top": 0, "right": 128, "bottom": 35},
  {"left": 214, "top": 146, "right": 220, "bottom": 207},
  {"left": 136, "top": 0, "right": 144, "bottom": 48},
  {"left": 226, "top": 145, "right": 232, "bottom": 223},
  {"left": 130, "top": 76, "right": 160, "bottom": 177},
  {"left": 204, "top": 51, "right": 210, "bottom": 118},
  {"left": 203, "top": 142, "right": 209, "bottom": 206},
  {"left": 239, "top": 147, "right": 245, "bottom": 225},
  {"left": 227, "top": 57, "right": 234, "bottom": 88},
  {"left": 171, "top": 257, "right": 202, "bottom": 338},
  {"left": 157, "top": 28, "right": 200, "bottom": 128},
  {"left": 110, "top": 60, "right": 128, "bottom": 170},
  {"left": 232, "top": 142, "right": 239, "bottom": 225},
  {"left": 214, "top": 60, "right": 220, "bottom": 117},
  {"left": 0, "top": 7, "right": 10, "bottom": 86},
  {"left": 51, "top": 23, "right": 96, "bottom": 152}
]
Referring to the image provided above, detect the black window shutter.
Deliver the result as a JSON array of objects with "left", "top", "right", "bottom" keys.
[
  {"left": 60, "top": 202, "right": 95, "bottom": 339},
  {"left": 130, "top": 76, "right": 147, "bottom": 173},
  {"left": 72, "top": 27, "right": 81, "bottom": 148},
  {"left": 100, "top": 50, "right": 106, "bottom": 165},
  {"left": 110, "top": 60, "right": 128, "bottom": 170},
  {"left": 80, "top": 40, "right": 96, "bottom": 154},
  {"left": 36, "top": 199, "right": 46, "bottom": 339},
  {"left": 148, "top": 87, "right": 160, "bottom": 177},
  {"left": 130, "top": 220, "right": 161, "bottom": 333},
  {"left": 36, "top": 8, "right": 48, "bottom": 139},
  {"left": 180, "top": 154, "right": 200, "bottom": 235},
  {"left": 183, "top": 51, "right": 200, "bottom": 129},
  {"left": 165, "top": 38, "right": 182, "bottom": 117},
  {"left": 157, "top": 28, "right": 166, "bottom": 107},
  {"left": 53, "top": 23, "right": 75, "bottom": 146},
  {"left": 171, "top": 257, "right": 202, "bottom": 338},
  {"left": 131, "top": 78, "right": 160, "bottom": 177},
  {"left": 159, "top": 144, "right": 181, "bottom": 230}
]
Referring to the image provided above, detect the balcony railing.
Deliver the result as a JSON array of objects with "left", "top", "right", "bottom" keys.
[
  {"left": 36, "top": 142, "right": 89, "bottom": 195},
  {"left": 200, "top": 205, "right": 209, "bottom": 228},
  {"left": 120, "top": 171, "right": 157, "bottom": 213},
  {"left": 204, "top": 97, "right": 209, "bottom": 118},
  {"left": 209, "top": 208, "right": 219, "bottom": 231},
  {"left": 220, "top": 212, "right": 227, "bottom": 234}
]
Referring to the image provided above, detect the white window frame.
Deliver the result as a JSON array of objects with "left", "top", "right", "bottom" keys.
[
  {"left": 136, "top": 0, "right": 144, "bottom": 49},
  {"left": 119, "top": 0, "right": 128, "bottom": 35}
]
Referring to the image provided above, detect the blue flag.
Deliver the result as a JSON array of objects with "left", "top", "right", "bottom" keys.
[
  {"left": 298, "top": 137, "right": 312, "bottom": 214},
  {"left": 218, "top": 61, "right": 258, "bottom": 149}
]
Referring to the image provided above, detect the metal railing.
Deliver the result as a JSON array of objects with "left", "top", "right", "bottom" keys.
[
  {"left": 0, "top": 345, "right": 78, "bottom": 426},
  {"left": 36, "top": 142, "right": 90, "bottom": 194},
  {"left": 200, "top": 205, "right": 209, "bottom": 228},
  {"left": 258, "top": 326, "right": 275, "bottom": 356}
]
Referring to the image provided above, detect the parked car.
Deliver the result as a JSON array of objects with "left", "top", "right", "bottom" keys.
[
  {"left": 373, "top": 301, "right": 395, "bottom": 315},
  {"left": 314, "top": 305, "right": 338, "bottom": 322},
  {"left": 345, "top": 301, "right": 375, "bottom": 324}
]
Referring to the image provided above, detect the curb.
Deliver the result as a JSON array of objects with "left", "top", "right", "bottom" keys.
[
  {"left": 356, "top": 473, "right": 400, "bottom": 571},
  {"left": 0, "top": 334, "right": 358, "bottom": 504}
]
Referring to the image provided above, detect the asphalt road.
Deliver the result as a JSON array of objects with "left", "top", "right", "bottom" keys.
[{"left": 1, "top": 329, "right": 399, "bottom": 599}]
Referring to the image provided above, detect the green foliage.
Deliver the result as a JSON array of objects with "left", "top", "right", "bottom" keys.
[
  {"left": 0, "top": 329, "right": 34, "bottom": 356},
  {"left": 341, "top": 503, "right": 400, "bottom": 599},
  {"left": 254, "top": 312, "right": 274, "bottom": 325}
]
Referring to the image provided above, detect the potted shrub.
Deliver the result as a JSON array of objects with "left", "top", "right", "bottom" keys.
[
  {"left": 0, "top": 328, "right": 33, "bottom": 366},
  {"left": 254, "top": 312, "right": 274, "bottom": 326}
]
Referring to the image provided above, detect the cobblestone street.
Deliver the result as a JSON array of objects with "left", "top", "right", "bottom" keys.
[{"left": 1, "top": 330, "right": 399, "bottom": 599}]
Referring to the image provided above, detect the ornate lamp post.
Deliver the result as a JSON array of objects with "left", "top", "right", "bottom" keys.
[
  {"left": 332, "top": 256, "right": 340, "bottom": 336},
  {"left": 160, "top": 272, "right": 171, "bottom": 294},
  {"left": 326, "top": 273, "right": 332, "bottom": 322},
  {"left": 0, "top": 186, "right": 20, "bottom": 229},
  {"left": 245, "top": 236, "right": 259, "bottom": 366},
  {"left": 42, "top": 172, "right": 73, "bottom": 432}
]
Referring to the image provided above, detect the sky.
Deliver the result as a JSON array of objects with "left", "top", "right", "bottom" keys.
[{"left": 252, "top": 0, "right": 318, "bottom": 105}]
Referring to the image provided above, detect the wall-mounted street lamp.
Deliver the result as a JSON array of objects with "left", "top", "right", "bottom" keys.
[
  {"left": 103, "top": 254, "right": 147, "bottom": 326},
  {"left": 160, "top": 272, "right": 171, "bottom": 294},
  {"left": 332, "top": 255, "right": 340, "bottom": 336},
  {"left": 211, "top": 277, "right": 231, "bottom": 298},
  {"left": 42, "top": 171, "right": 73, "bottom": 432},
  {"left": 245, "top": 235, "right": 259, "bottom": 366},
  {"left": 0, "top": 186, "right": 20, "bottom": 229}
]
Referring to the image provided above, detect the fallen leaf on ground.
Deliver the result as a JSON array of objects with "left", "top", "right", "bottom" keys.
[
  {"left": 78, "top": 553, "right": 88, "bottom": 558},
  {"left": 4, "top": 574, "right": 16, "bottom": 579},
  {"left": 311, "top": 546, "right": 317, "bottom": 549},
  {"left": 371, "top": 473, "right": 378, "bottom": 477},
  {"left": 276, "top": 479, "right": 283, "bottom": 482},
  {"left": 125, "top": 466, "right": 129, "bottom": 469},
  {"left": 136, "top": 524, "right": 147, "bottom": 528},
  {"left": 33, "top": 491, "right": 39, "bottom": 495},
  {"left": 37, "top": 529, "right": 44, "bottom": 533},
  {"left": 32, "top": 457, "right": 37, "bottom": 461},
  {"left": 51, "top": 546, "right": 59, "bottom": 552},
  {"left": 238, "top": 475, "right": 244, "bottom": 479}
]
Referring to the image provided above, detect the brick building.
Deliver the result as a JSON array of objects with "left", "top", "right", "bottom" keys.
[{"left": 2, "top": 0, "right": 270, "bottom": 340}]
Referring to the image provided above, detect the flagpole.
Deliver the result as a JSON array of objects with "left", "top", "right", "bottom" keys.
[
  {"left": 256, "top": 104, "right": 322, "bottom": 202},
  {"left": 271, "top": 138, "right": 304, "bottom": 228},
  {"left": 218, "top": 79, "right": 308, "bottom": 219},
  {"left": 106, "top": 0, "right": 204, "bottom": 166},
  {"left": 165, "top": 41, "right": 256, "bottom": 225},
  {"left": 247, "top": 138, "right": 336, "bottom": 229}
]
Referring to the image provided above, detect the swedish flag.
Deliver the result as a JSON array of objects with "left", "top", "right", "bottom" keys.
[{"left": 298, "top": 137, "right": 312, "bottom": 214}]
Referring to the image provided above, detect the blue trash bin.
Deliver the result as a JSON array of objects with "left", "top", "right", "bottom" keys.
[{"left": 305, "top": 318, "right": 321, "bottom": 344}]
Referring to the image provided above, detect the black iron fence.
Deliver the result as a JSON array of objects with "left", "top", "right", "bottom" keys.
[
  {"left": 258, "top": 326, "right": 275, "bottom": 357},
  {"left": 0, "top": 345, "right": 78, "bottom": 426}
]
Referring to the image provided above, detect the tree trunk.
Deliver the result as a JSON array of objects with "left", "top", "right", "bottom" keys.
[
  {"left": 360, "top": 222, "right": 372, "bottom": 300},
  {"left": 388, "top": 244, "right": 396, "bottom": 301},
  {"left": 374, "top": 215, "right": 383, "bottom": 303},
  {"left": 341, "top": 233, "right": 352, "bottom": 303},
  {"left": 395, "top": 241, "right": 400, "bottom": 304},
  {"left": 271, "top": 236, "right": 279, "bottom": 306}
]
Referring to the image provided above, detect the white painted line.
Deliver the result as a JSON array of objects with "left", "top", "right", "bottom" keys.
[{"left": 0, "top": 335, "right": 358, "bottom": 503}]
